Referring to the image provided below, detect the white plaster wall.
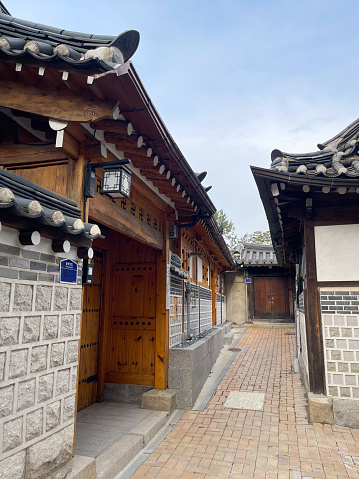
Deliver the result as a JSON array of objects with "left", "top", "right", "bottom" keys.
[{"left": 315, "top": 224, "right": 359, "bottom": 282}]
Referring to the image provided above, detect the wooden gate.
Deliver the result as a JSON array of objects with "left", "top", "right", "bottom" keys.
[
  {"left": 77, "top": 251, "right": 103, "bottom": 411},
  {"left": 105, "top": 262, "right": 157, "bottom": 386},
  {"left": 253, "top": 276, "right": 289, "bottom": 320}
]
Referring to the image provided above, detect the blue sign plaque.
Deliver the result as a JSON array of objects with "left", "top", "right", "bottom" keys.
[
  {"left": 245, "top": 278, "right": 251, "bottom": 284},
  {"left": 60, "top": 259, "right": 78, "bottom": 284}
]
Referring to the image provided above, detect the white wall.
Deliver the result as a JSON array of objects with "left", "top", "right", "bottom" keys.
[{"left": 315, "top": 224, "right": 359, "bottom": 282}]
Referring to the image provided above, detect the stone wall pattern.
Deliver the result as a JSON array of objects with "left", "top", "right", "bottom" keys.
[
  {"left": 0, "top": 237, "right": 82, "bottom": 477},
  {"left": 321, "top": 289, "right": 359, "bottom": 399}
]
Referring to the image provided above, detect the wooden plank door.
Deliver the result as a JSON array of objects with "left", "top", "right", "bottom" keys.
[
  {"left": 253, "top": 276, "right": 290, "bottom": 320},
  {"left": 105, "top": 262, "right": 157, "bottom": 386},
  {"left": 253, "top": 277, "right": 271, "bottom": 319},
  {"left": 77, "top": 251, "right": 103, "bottom": 411},
  {"left": 270, "top": 276, "right": 289, "bottom": 319}
]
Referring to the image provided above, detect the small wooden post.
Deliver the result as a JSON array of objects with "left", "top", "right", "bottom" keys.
[{"left": 303, "top": 218, "right": 325, "bottom": 394}]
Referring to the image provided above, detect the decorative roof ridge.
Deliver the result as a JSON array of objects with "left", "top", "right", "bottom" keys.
[
  {"left": 270, "top": 118, "right": 359, "bottom": 178},
  {"left": 0, "top": 13, "right": 139, "bottom": 63}
]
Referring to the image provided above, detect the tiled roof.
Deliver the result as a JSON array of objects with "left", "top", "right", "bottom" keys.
[
  {"left": 0, "top": 12, "right": 139, "bottom": 71},
  {"left": 0, "top": 168, "right": 101, "bottom": 243},
  {"left": 239, "top": 243, "right": 278, "bottom": 266},
  {"left": 271, "top": 118, "right": 359, "bottom": 178}
]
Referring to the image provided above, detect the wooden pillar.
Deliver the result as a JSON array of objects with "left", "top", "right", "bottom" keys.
[
  {"left": 303, "top": 218, "right": 325, "bottom": 394},
  {"left": 155, "top": 214, "right": 169, "bottom": 389},
  {"left": 211, "top": 266, "right": 216, "bottom": 326},
  {"left": 68, "top": 140, "right": 86, "bottom": 215}
]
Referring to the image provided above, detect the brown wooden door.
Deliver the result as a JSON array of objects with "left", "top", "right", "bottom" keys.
[
  {"left": 253, "top": 276, "right": 289, "bottom": 320},
  {"left": 77, "top": 251, "right": 103, "bottom": 411},
  {"left": 105, "top": 262, "right": 157, "bottom": 386}
]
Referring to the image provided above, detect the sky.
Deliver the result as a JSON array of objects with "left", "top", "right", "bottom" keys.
[{"left": 8, "top": 0, "right": 359, "bottom": 237}]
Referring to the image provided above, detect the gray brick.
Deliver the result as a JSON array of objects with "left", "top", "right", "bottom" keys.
[
  {"left": 0, "top": 244, "right": 20, "bottom": 256},
  {"left": 329, "top": 327, "right": 340, "bottom": 337},
  {"left": 22, "top": 250, "right": 40, "bottom": 260},
  {"left": 19, "top": 271, "right": 38, "bottom": 281},
  {"left": 50, "top": 342, "right": 65, "bottom": 367},
  {"left": 47, "top": 264, "right": 59, "bottom": 273},
  {"left": 0, "top": 267, "right": 18, "bottom": 279},
  {"left": 31, "top": 345, "right": 48, "bottom": 373},
  {"left": 331, "top": 350, "right": 342, "bottom": 360},
  {"left": 70, "top": 288, "right": 82, "bottom": 311},
  {"left": 9, "top": 258, "right": 29, "bottom": 269},
  {"left": 0, "top": 256, "right": 9, "bottom": 266},
  {"left": 39, "top": 273, "right": 55, "bottom": 283},
  {"left": 30, "top": 261, "right": 46, "bottom": 272},
  {"left": 40, "top": 253, "right": 57, "bottom": 263}
]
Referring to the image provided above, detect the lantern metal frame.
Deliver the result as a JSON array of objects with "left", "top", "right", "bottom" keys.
[{"left": 84, "top": 159, "right": 132, "bottom": 199}]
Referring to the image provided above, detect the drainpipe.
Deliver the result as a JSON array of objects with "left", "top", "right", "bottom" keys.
[{"left": 185, "top": 281, "right": 193, "bottom": 340}]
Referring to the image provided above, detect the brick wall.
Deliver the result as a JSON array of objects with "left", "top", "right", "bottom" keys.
[
  {"left": 0, "top": 226, "right": 82, "bottom": 478},
  {"left": 321, "top": 289, "right": 359, "bottom": 399}
]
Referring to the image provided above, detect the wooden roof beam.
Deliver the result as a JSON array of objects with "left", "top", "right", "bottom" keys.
[{"left": 0, "top": 79, "right": 118, "bottom": 122}]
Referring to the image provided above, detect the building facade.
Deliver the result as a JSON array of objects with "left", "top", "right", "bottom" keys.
[
  {"left": 0, "top": 9, "right": 233, "bottom": 478},
  {"left": 252, "top": 118, "right": 359, "bottom": 426}
]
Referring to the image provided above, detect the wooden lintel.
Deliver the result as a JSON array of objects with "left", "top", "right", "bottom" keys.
[
  {"left": 0, "top": 143, "right": 67, "bottom": 165},
  {"left": 89, "top": 191, "right": 163, "bottom": 250},
  {"left": 0, "top": 79, "right": 118, "bottom": 122}
]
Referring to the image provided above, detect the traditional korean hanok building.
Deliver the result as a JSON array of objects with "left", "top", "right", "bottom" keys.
[
  {"left": 252, "top": 119, "right": 359, "bottom": 427},
  {"left": 225, "top": 243, "right": 294, "bottom": 324},
  {"left": 0, "top": 9, "right": 233, "bottom": 478}
]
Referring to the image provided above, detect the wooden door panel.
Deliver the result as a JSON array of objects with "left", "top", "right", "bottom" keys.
[
  {"left": 271, "top": 276, "right": 289, "bottom": 319},
  {"left": 78, "top": 252, "right": 103, "bottom": 411},
  {"left": 253, "top": 277, "right": 271, "bottom": 318},
  {"left": 106, "top": 262, "right": 156, "bottom": 386}
]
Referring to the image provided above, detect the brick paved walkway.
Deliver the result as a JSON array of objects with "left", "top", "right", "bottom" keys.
[{"left": 131, "top": 327, "right": 359, "bottom": 479}]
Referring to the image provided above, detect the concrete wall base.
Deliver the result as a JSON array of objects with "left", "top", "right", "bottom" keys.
[
  {"left": 168, "top": 322, "right": 232, "bottom": 409},
  {"left": 308, "top": 393, "right": 334, "bottom": 425},
  {"left": 48, "top": 455, "right": 95, "bottom": 479},
  {"left": 104, "top": 384, "right": 153, "bottom": 405},
  {"left": 141, "top": 389, "right": 176, "bottom": 413}
]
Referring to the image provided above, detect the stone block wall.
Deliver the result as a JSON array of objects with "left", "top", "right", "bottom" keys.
[
  {"left": 199, "top": 287, "right": 212, "bottom": 332},
  {"left": 321, "top": 289, "right": 359, "bottom": 399},
  {"left": 216, "top": 294, "right": 226, "bottom": 325},
  {"left": 0, "top": 226, "right": 82, "bottom": 478},
  {"left": 168, "top": 322, "right": 232, "bottom": 408}
]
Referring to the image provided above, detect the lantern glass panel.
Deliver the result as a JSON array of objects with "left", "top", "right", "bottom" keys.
[
  {"left": 120, "top": 171, "right": 131, "bottom": 198},
  {"left": 102, "top": 169, "right": 121, "bottom": 192}
]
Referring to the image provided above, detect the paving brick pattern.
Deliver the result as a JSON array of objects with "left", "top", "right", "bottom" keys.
[{"left": 132, "top": 327, "right": 359, "bottom": 479}]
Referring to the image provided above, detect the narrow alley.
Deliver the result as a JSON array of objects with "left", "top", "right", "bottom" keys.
[{"left": 130, "top": 327, "right": 359, "bottom": 479}]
